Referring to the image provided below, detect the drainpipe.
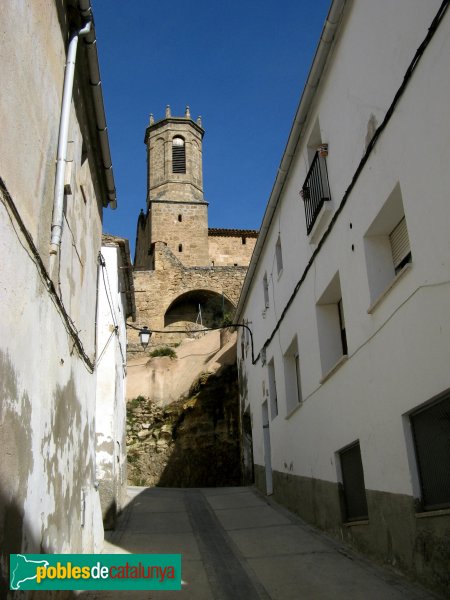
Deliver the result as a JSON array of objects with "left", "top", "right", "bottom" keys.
[{"left": 50, "top": 20, "right": 92, "bottom": 255}]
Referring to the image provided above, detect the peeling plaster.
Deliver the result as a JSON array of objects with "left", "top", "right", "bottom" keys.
[{"left": 0, "top": 351, "right": 34, "bottom": 583}]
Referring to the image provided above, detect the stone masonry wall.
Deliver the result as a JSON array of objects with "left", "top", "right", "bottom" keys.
[
  {"left": 129, "top": 243, "right": 247, "bottom": 351},
  {"left": 208, "top": 233, "right": 257, "bottom": 266},
  {"left": 147, "top": 118, "right": 204, "bottom": 203},
  {"left": 151, "top": 201, "right": 209, "bottom": 267}
]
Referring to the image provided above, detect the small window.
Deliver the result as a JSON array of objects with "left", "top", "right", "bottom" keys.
[
  {"left": 263, "top": 273, "right": 269, "bottom": 309},
  {"left": 275, "top": 236, "right": 283, "bottom": 275},
  {"left": 268, "top": 359, "right": 278, "bottom": 419},
  {"left": 242, "top": 237, "right": 246, "bottom": 245},
  {"left": 337, "top": 299, "right": 348, "bottom": 356},
  {"left": 178, "top": 244, "right": 183, "bottom": 252},
  {"left": 284, "top": 337, "right": 302, "bottom": 414},
  {"left": 172, "top": 136, "right": 186, "bottom": 174},
  {"left": 301, "top": 118, "right": 331, "bottom": 234},
  {"left": 316, "top": 272, "right": 348, "bottom": 376},
  {"left": 339, "top": 442, "right": 368, "bottom": 522},
  {"left": 178, "top": 214, "right": 182, "bottom": 222},
  {"left": 364, "top": 184, "right": 412, "bottom": 305},
  {"left": 410, "top": 394, "right": 450, "bottom": 510}
]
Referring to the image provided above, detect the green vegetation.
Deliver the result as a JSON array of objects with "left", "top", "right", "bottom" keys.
[
  {"left": 128, "top": 395, "right": 146, "bottom": 409},
  {"left": 221, "top": 312, "right": 234, "bottom": 327},
  {"left": 149, "top": 346, "right": 177, "bottom": 359}
]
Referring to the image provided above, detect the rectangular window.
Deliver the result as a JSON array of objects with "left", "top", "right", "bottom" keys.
[
  {"left": 263, "top": 273, "right": 270, "bottom": 309},
  {"left": 364, "top": 184, "right": 412, "bottom": 306},
  {"left": 316, "top": 272, "right": 348, "bottom": 377},
  {"left": 339, "top": 442, "right": 368, "bottom": 522},
  {"left": 275, "top": 236, "right": 283, "bottom": 276},
  {"left": 337, "top": 299, "right": 348, "bottom": 356},
  {"left": 410, "top": 394, "right": 450, "bottom": 510},
  {"left": 268, "top": 359, "right": 278, "bottom": 420},
  {"left": 284, "top": 337, "right": 302, "bottom": 415},
  {"left": 294, "top": 353, "right": 302, "bottom": 404},
  {"left": 301, "top": 151, "right": 331, "bottom": 234}
]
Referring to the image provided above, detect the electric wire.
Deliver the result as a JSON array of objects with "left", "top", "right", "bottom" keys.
[
  {"left": 126, "top": 321, "right": 257, "bottom": 365},
  {"left": 0, "top": 176, "right": 95, "bottom": 372}
]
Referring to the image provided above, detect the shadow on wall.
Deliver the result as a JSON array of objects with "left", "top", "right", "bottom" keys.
[
  {"left": 127, "top": 363, "right": 244, "bottom": 489},
  {"left": 159, "top": 363, "right": 241, "bottom": 487},
  {"left": 0, "top": 485, "right": 78, "bottom": 600}
]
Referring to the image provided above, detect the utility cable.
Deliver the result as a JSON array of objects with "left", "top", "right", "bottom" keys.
[
  {"left": 0, "top": 177, "right": 95, "bottom": 372},
  {"left": 126, "top": 321, "right": 258, "bottom": 365},
  {"left": 250, "top": 0, "right": 449, "bottom": 364}
]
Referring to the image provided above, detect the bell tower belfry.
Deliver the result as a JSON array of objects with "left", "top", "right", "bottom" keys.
[{"left": 138, "top": 105, "right": 209, "bottom": 268}]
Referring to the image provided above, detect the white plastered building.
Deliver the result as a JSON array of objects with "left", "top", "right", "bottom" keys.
[
  {"left": 236, "top": 0, "right": 450, "bottom": 594},
  {"left": 96, "top": 235, "right": 135, "bottom": 529}
]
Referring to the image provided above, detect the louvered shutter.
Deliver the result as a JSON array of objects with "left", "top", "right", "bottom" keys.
[{"left": 389, "top": 217, "right": 410, "bottom": 268}]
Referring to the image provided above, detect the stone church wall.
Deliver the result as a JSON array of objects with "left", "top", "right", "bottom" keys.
[
  {"left": 208, "top": 230, "right": 258, "bottom": 266},
  {"left": 151, "top": 201, "right": 209, "bottom": 267},
  {"left": 129, "top": 243, "right": 247, "bottom": 351}
]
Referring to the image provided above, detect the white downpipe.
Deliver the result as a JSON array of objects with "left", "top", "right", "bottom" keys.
[{"left": 50, "top": 21, "right": 92, "bottom": 255}]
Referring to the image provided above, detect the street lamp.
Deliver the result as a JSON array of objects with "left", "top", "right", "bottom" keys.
[{"left": 139, "top": 326, "right": 151, "bottom": 349}]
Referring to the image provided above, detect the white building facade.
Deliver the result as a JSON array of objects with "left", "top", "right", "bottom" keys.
[
  {"left": 0, "top": 0, "right": 117, "bottom": 588},
  {"left": 236, "top": 0, "right": 450, "bottom": 594},
  {"left": 96, "top": 236, "right": 135, "bottom": 529}
]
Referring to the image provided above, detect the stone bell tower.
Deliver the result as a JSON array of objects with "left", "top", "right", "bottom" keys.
[{"left": 136, "top": 105, "right": 210, "bottom": 268}]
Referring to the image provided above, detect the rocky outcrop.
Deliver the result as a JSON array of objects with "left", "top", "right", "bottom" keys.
[{"left": 127, "top": 364, "right": 241, "bottom": 487}]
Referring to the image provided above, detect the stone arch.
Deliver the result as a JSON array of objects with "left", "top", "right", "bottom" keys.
[{"left": 164, "top": 289, "right": 235, "bottom": 330}]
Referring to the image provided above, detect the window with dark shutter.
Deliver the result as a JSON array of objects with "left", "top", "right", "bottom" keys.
[
  {"left": 389, "top": 217, "right": 411, "bottom": 273},
  {"left": 410, "top": 394, "right": 450, "bottom": 510},
  {"left": 339, "top": 442, "right": 368, "bottom": 521}
]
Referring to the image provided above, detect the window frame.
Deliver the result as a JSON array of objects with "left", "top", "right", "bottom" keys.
[
  {"left": 338, "top": 441, "right": 369, "bottom": 523},
  {"left": 410, "top": 392, "right": 450, "bottom": 511}
]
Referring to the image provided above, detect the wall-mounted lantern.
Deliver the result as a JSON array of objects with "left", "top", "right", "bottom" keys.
[{"left": 139, "top": 326, "right": 152, "bottom": 349}]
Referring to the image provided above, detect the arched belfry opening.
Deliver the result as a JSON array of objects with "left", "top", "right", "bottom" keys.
[
  {"left": 164, "top": 289, "right": 235, "bottom": 331},
  {"left": 172, "top": 136, "right": 186, "bottom": 173}
]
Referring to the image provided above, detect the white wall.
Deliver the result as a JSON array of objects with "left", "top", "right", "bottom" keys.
[
  {"left": 96, "top": 245, "right": 128, "bottom": 526},
  {"left": 0, "top": 1, "right": 107, "bottom": 570},
  {"left": 238, "top": 0, "right": 450, "bottom": 498}
]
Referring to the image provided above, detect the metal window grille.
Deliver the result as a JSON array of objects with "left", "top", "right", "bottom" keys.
[
  {"left": 410, "top": 394, "right": 450, "bottom": 510},
  {"left": 340, "top": 442, "right": 368, "bottom": 521},
  {"left": 172, "top": 137, "right": 186, "bottom": 173},
  {"left": 301, "top": 152, "right": 331, "bottom": 234}
]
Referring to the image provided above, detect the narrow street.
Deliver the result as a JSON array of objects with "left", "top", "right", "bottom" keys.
[{"left": 82, "top": 486, "right": 438, "bottom": 600}]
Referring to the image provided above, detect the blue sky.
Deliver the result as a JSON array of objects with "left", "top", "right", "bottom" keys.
[{"left": 93, "top": 1, "right": 331, "bottom": 256}]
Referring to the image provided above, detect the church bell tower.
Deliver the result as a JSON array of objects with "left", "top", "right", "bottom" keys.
[{"left": 137, "top": 105, "right": 210, "bottom": 268}]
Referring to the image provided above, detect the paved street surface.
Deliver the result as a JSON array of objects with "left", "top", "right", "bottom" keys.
[{"left": 82, "top": 486, "right": 439, "bottom": 600}]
